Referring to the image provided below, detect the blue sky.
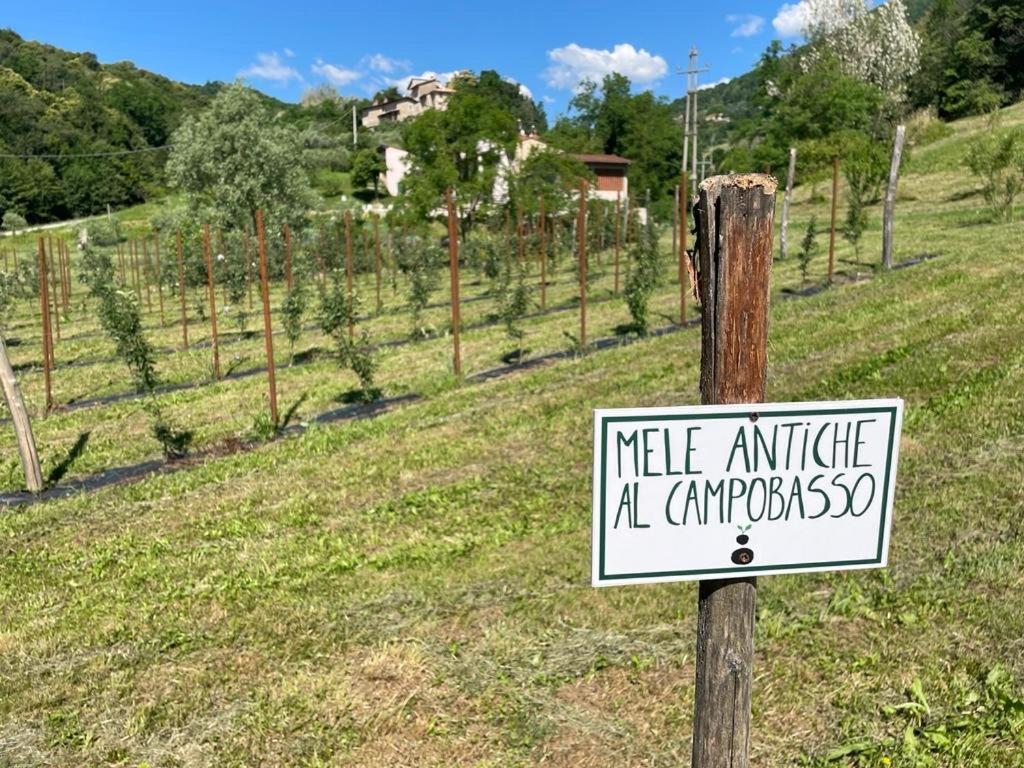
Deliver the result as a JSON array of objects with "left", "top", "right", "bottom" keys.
[{"left": 5, "top": 1, "right": 811, "bottom": 118}]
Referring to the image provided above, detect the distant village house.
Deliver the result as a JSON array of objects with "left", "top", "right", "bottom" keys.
[{"left": 361, "top": 76, "right": 456, "bottom": 128}]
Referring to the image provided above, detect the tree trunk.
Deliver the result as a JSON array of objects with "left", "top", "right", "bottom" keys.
[{"left": 882, "top": 125, "right": 906, "bottom": 270}]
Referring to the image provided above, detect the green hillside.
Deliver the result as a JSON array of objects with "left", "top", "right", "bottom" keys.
[{"left": 0, "top": 93, "right": 1022, "bottom": 767}]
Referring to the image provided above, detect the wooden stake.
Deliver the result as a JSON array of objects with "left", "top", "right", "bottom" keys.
[
  {"left": 141, "top": 236, "right": 153, "bottom": 313},
  {"left": 539, "top": 197, "right": 547, "bottom": 310},
  {"left": 373, "top": 216, "right": 382, "bottom": 314},
  {"left": 255, "top": 210, "right": 278, "bottom": 427},
  {"left": 203, "top": 225, "right": 221, "bottom": 380},
  {"left": 882, "top": 125, "right": 906, "bottom": 270},
  {"left": 344, "top": 210, "right": 354, "bottom": 341},
  {"left": 680, "top": 172, "right": 689, "bottom": 325},
  {"left": 117, "top": 242, "right": 125, "bottom": 284},
  {"left": 154, "top": 235, "right": 165, "bottom": 325},
  {"left": 578, "top": 180, "right": 588, "bottom": 348},
  {"left": 36, "top": 238, "right": 53, "bottom": 412},
  {"left": 47, "top": 237, "right": 60, "bottom": 342},
  {"left": 780, "top": 148, "right": 796, "bottom": 260},
  {"left": 59, "top": 240, "right": 69, "bottom": 311},
  {"left": 131, "top": 240, "right": 141, "bottom": 296},
  {"left": 446, "top": 189, "right": 462, "bottom": 376},
  {"left": 283, "top": 222, "right": 294, "bottom": 292},
  {"left": 828, "top": 156, "right": 839, "bottom": 285},
  {"left": 0, "top": 331, "right": 43, "bottom": 492},
  {"left": 692, "top": 173, "right": 776, "bottom": 768},
  {"left": 175, "top": 230, "right": 189, "bottom": 350},
  {"left": 614, "top": 191, "right": 621, "bottom": 295}
]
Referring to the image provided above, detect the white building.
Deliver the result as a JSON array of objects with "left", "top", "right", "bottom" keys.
[{"left": 360, "top": 77, "right": 456, "bottom": 128}]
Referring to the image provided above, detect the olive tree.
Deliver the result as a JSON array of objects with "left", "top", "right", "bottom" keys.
[{"left": 166, "top": 83, "right": 315, "bottom": 232}]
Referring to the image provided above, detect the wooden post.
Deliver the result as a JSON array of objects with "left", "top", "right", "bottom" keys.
[
  {"left": 255, "top": 210, "right": 279, "bottom": 427},
  {"left": 58, "top": 240, "right": 69, "bottom": 311},
  {"left": 691, "top": 173, "right": 776, "bottom": 768},
  {"left": 117, "top": 242, "right": 125, "bottom": 284},
  {"left": 882, "top": 125, "right": 906, "bottom": 270},
  {"left": 203, "top": 225, "right": 221, "bottom": 380},
  {"left": 153, "top": 234, "right": 165, "bottom": 325},
  {"left": 445, "top": 189, "right": 462, "bottom": 376},
  {"left": 141, "top": 236, "right": 153, "bottom": 313},
  {"left": 36, "top": 238, "right": 53, "bottom": 412},
  {"left": 780, "top": 148, "right": 796, "bottom": 260},
  {"left": 828, "top": 156, "right": 839, "bottom": 285},
  {"left": 47, "top": 237, "right": 61, "bottom": 342},
  {"left": 344, "top": 210, "right": 354, "bottom": 341},
  {"left": 131, "top": 239, "right": 141, "bottom": 295},
  {"left": 614, "top": 191, "right": 621, "bottom": 295},
  {"left": 578, "top": 180, "right": 588, "bottom": 348},
  {"left": 175, "top": 230, "right": 189, "bottom": 350},
  {"left": 283, "top": 222, "right": 294, "bottom": 292},
  {"left": 373, "top": 216, "right": 382, "bottom": 314},
  {"left": 539, "top": 197, "right": 547, "bottom": 310},
  {"left": 679, "top": 172, "right": 689, "bottom": 325},
  {"left": 0, "top": 332, "right": 43, "bottom": 493}
]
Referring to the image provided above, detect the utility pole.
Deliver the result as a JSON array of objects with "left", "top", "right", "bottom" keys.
[{"left": 677, "top": 47, "right": 709, "bottom": 197}]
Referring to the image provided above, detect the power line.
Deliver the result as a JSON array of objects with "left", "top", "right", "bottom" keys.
[{"left": 0, "top": 145, "right": 173, "bottom": 159}]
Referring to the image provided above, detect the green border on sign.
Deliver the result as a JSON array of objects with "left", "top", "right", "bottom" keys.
[{"left": 597, "top": 406, "right": 899, "bottom": 582}]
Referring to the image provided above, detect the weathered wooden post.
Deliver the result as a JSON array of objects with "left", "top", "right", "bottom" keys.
[
  {"left": 445, "top": 188, "right": 462, "bottom": 376},
  {"left": 175, "top": 230, "right": 189, "bottom": 350},
  {"left": 828, "top": 156, "right": 839, "bottom": 284},
  {"left": 0, "top": 332, "right": 43, "bottom": 493},
  {"left": 373, "top": 216, "right": 382, "bottom": 314},
  {"left": 882, "top": 125, "right": 906, "bottom": 271},
  {"left": 344, "top": 210, "right": 354, "bottom": 341},
  {"left": 539, "top": 196, "right": 547, "bottom": 310},
  {"left": 780, "top": 148, "right": 796, "bottom": 260},
  {"left": 578, "top": 179, "right": 589, "bottom": 348},
  {"left": 36, "top": 238, "right": 53, "bottom": 411},
  {"left": 691, "top": 173, "right": 776, "bottom": 768},
  {"left": 255, "top": 210, "right": 279, "bottom": 427},
  {"left": 203, "top": 224, "right": 221, "bottom": 380}
]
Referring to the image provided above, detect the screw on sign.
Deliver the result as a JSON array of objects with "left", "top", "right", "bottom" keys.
[{"left": 590, "top": 175, "right": 904, "bottom": 768}]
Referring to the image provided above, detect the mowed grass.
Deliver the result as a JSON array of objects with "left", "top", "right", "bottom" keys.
[{"left": 1, "top": 106, "right": 1023, "bottom": 766}]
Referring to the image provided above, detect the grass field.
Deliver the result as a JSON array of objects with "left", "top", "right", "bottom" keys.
[{"left": 0, "top": 104, "right": 1022, "bottom": 766}]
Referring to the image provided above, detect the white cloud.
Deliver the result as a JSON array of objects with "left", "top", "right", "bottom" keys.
[
  {"left": 772, "top": 1, "right": 811, "bottom": 37},
  {"left": 283, "top": 48, "right": 295, "bottom": 58},
  {"left": 238, "top": 52, "right": 302, "bottom": 84},
  {"left": 503, "top": 76, "right": 533, "bottom": 100},
  {"left": 542, "top": 95, "right": 556, "bottom": 104},
  {"left": 311, "top": 59, "right": 362, "bottom": 86},
  {"left": 544, "top": 43, "right": 668, "bottom": 90},
  {"left": 363, "top": 53, "right": 410, "bottom": 73},
  {"left": 727, "top": 14, "right": 765, "bottom": 37},
  {"left": 697, "top": 76, "right": 732, "bottom": 91}
]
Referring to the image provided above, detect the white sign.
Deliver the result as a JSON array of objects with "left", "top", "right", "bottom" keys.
[{"left": 592, "top": 399, "right": 904, "bottom": 586}]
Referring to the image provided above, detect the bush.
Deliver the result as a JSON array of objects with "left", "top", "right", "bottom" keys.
[
  {"left": 88, "top": 217, "right": 122, "bottom": 247},
  {"left": 798, "top": 216, "right": 819, "bottom": 286},
  {"left": 281, "top": 288, "right": 306, "bottom": 364},
  {"left": 623, "top": 224, "right": 663, "bottom": 336},
  {"left": 964, "top": 126, "right": 1024, "bottom": 221},
  {"left": 1, "top": 211, "right": 27, "bottom": 235}
]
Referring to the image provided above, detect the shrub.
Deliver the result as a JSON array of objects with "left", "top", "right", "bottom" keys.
[
  {"left": 964, "top": 127, "right": 1024, "bottom": 221},
  {"left": 798, "top": 216, "right": 819, "bottom": 286},
  {"left": 1, "top": 211, "right": 27, "bottom": 235},
  {"left": 88, "top": 217, "right": 122, "bottom": 247},
  {"left": 496, "top": 257, "right": 531, "bottom": 361},
  {"left": 623, "top": 223, "right": 663, "bottom": 336},
  {"left": 281, "top": 288, "right": 306, "bottom": 365},
  {"left": 320, "top": 281, "right": 379, "bottom": 402}
]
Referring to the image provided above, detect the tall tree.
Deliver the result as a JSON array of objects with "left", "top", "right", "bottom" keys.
[{"left": 166, "top": 83, "right": 315, "bottom": 230}]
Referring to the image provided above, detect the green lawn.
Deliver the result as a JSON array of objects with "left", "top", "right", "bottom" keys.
[{"left": 0, "top": 105, "right": 1023, "bottom": 767}]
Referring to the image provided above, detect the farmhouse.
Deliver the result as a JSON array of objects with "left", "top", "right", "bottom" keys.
[
  {"left": 571, "top": 153, "right": 631, "bottom": 202},
  {"left": 360, "top": 76, "right": 456, "bottom": 128}
]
